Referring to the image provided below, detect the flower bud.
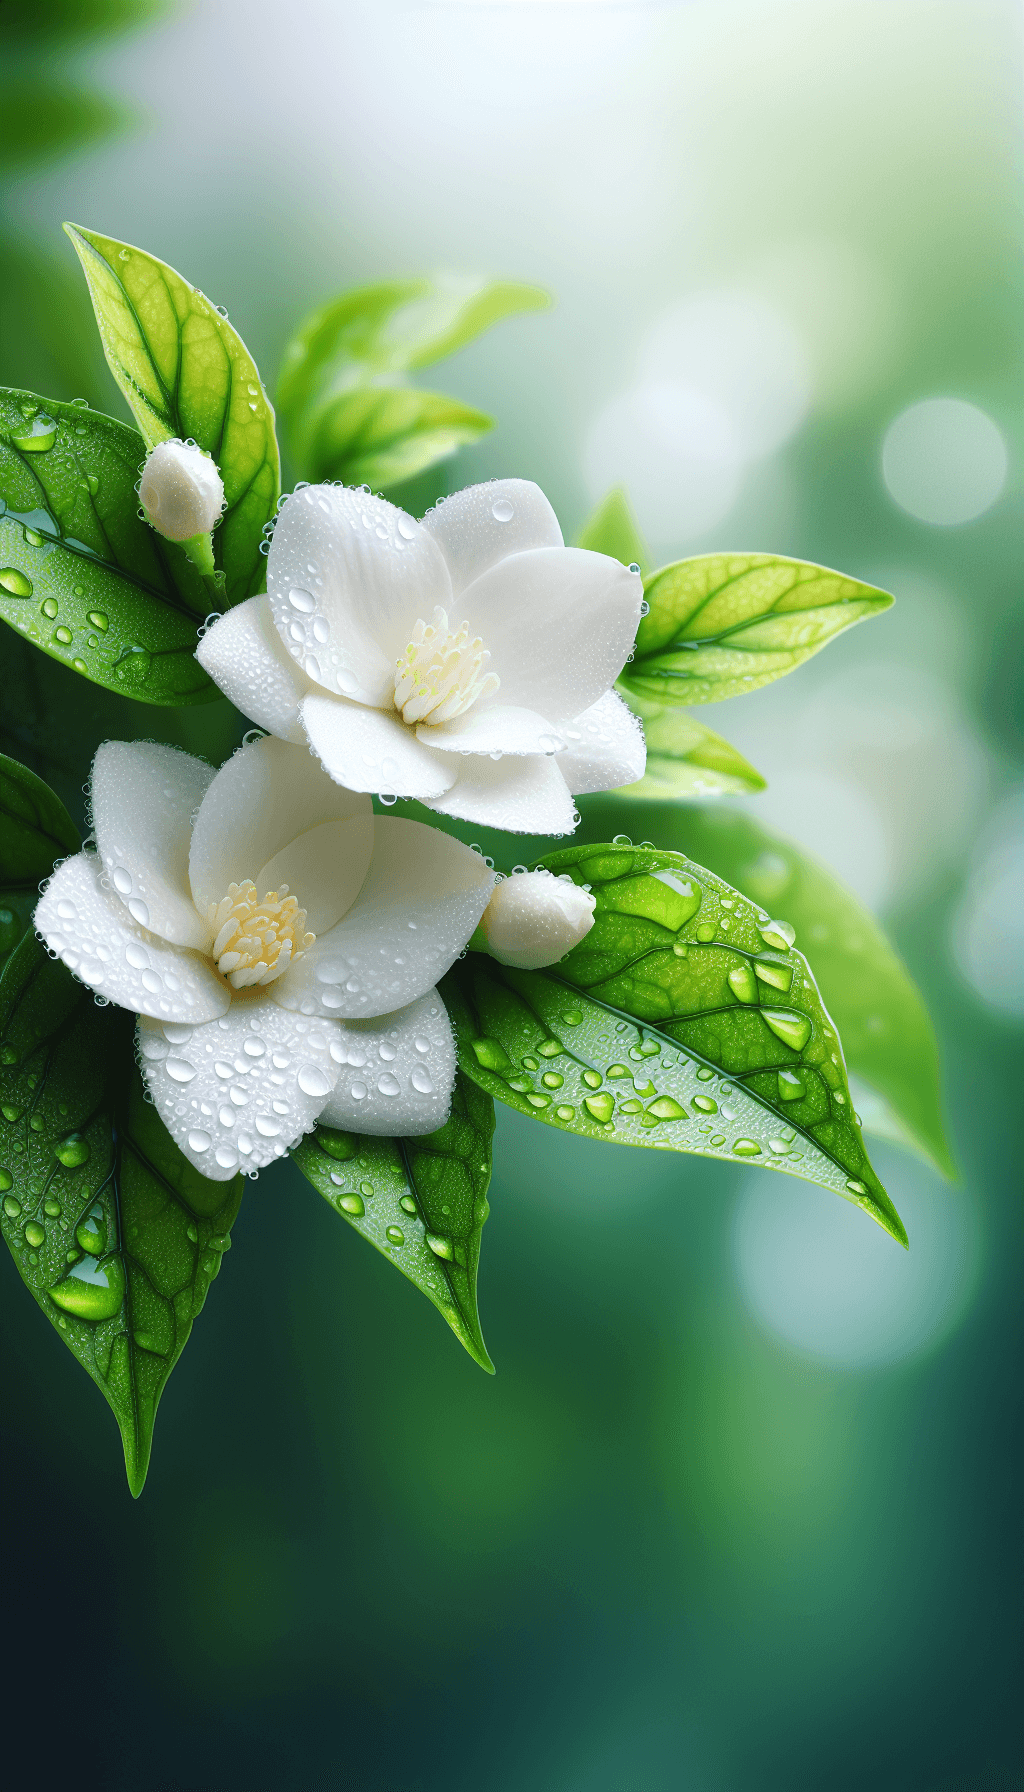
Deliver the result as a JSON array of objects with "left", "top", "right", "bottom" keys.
[
  {"left": 139, "top": 440, "right": 224, "bottom": 541},
  {"left": 479, "top": 871, "right": 596, "bottom": 971}
]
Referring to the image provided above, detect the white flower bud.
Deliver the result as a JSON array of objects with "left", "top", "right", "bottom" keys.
[
  {"left": 139, "top": 440, "right": 224, "bottom": 541},
  {"left": 480, "top": 871, "right": 596, "bottom": 971}
]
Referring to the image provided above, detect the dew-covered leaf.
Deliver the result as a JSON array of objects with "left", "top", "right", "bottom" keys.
[
  {"left": 0, "top": 750, "right": 78, "bottom": 973},
  {"left": 303, "top": 386, "right": 493, "bottom": 490},
  {"left": 64, "top": 224, "right": 280, "bottom": 605},
  {"left": 0, "top": 937, "right": 242, "bottom": 1496},
  {"left": 576, "top": 486, "right": 650, "bottom": 574},
  {"left": 625, "top": 801, "right": 954, "bottom": 1177},
  {"left": 610, "top": 690, "right": 766, "bottom": 801},
  {"left": 444, "top": 843, "right": 906, "bottom": 1246},
  {"left": 621, "top": 553, "right": 893, "bottom": 706},
  {"left": 0, "top": 387, "right": 217, "bottom": 703},
  {"left": 291, "top": 1071, "right": 494, "bottom": 1371}
]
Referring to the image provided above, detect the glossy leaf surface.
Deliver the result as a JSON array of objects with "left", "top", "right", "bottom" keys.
[
  {"left": 304, "top": 386, "right": 492, "bottom": 489},
  {"left": 0, "top": 751, "right": 78, "bottom": 973},
  {"left": 576, "top": 486, "right": 650, "bottom": 574},
  {"left": 0, "top": 948, "right": 242, "bottom": 1495},
  {"left": 611, "top": 691, "right": 766, "bottom": 801},
  {"left": 292, "top": 1071, "right": 494, "bottom": 1371},
  {"left": 0, "top": 388, "right": 216, "bottom": 703},
  {"left": 622, "top": 553, "right": 893, "bottom": 705},
  {"left": 64, "top": 224, "right": 279, "bottom": 604},
  {"left": 445, "top": 843, "right": 905, "bottom": 1245}
]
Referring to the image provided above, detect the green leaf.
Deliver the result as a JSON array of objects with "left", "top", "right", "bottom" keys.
[
  {"left": 0, "top": 387, "right": 217, "bottom": 703},
  {"left": 576, "top": 486, "right": 650, "bottom": 574},
  {"left": 444, "top": 842, "right": 906, "bottom": 1247},
  {"left": 277, "top": 275, "right": 550, "bottom": 425},
  {"left": 0, "top": 943, "right": 242, "bottom": 1495},
  {"left": 0, "top": 751, "right": 78, "bottom": 973},
  {"left": 611, "top": 688, "right": 766, "bottom": 801},
  {"left": 611, "top": 801, "right": 954, "bottom": 1178},
  {"left": 291, "top": 1071, "right": 495, "bottom": 1372},
  {"left": 304, "top": 386, "right": 493, "bottom": 490},
  {"left": 621, "top": 554, "right": 893, "bottom": 706},
  {"left": 0, "top": 82, "right": 125, "bottom": 172},
  {"left": 64, "top": 223, "right": 280, "bottom": 604}
]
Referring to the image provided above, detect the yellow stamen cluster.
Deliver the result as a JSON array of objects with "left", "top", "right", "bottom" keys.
[
  {"left": 208, "top": 880, "right": 314, "bottom": 990},
  {"left": 393, "top": 605, "right": 500, "bottom": 726}
]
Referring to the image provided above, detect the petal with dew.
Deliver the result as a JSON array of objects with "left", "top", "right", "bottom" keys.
[
  {"left": 255, "top": 816, "right": 374, "bottom": 935},
  {"left": 419, "top": 703, "right": 567, "bottom": 757},
  {"left": 458, "top": 547, "right": 642, "bottom": 722},
  {"left": 273, "top": 817, "right": 494, "bottom": 1020},
  {"left": 189, "top": 734, "right": 372, "bottom": 917},
  {"left": 425, "top": 752, "right": 577, "bottom": 835},
  {"left": 137, "top": 1001, "right": 342, "bottom": 1180},
  {"left": 91, "top": 741, "right": 214, "bottom": 949},
  {"left": 318, "top": 990, "right": 456, "bottom": 1136},
  {"left": 556, "top": 689, "right": 647, "bottom": 795},
  {"left": 267, "top": 484, "right": 451, "bottom": 700},
  {"left": 197, "top": 594, "right": 311, "bottom": 744},
  {"left": 300, "top": 693, "right": 456, "bottom": 800},
  {"left": 36, "top": 852, "right": 228, "bottom": 1024},
  {"left": 422, "top": 478, "right": 563, "bottom": 598}
]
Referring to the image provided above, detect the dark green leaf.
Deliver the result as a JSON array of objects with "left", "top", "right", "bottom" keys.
[
  {"left": 612, "top": 688, "right": 766, "bottom": 801},
  {"left": 622, "top": 554, "right": 893, "bottom": 705},
  {"left": 277, "top": 276, "right": 549, "bottom": 426},
  {"left": 0, "top": 388, "right": 217, "bottom": 703},
  {"left": 0, "top": 82, "right": 125, "bottom": 171},
  {"left": 576, "top": 486, "right": 650, "bottom": 574},
  {"left": 304, "top": 386, "right": 493, "bottom": 490},
  {"left": 64, "top": 224, "right": 280, "bottom": 604},
  {"left": 605, "top": 799, "right": 954, "bottom": 1178},
  {"left": 0, "top": 946, "right": 242, "bottom": 1496},
  {"left": 0, "top": 751, "right": 78, "bottom": 973},
  {"left": 444, "top": 843, "right": 906, "bottom": 1246},
  {"left": 291, "top": 1071, "right": 495, "bottom": 1371}
]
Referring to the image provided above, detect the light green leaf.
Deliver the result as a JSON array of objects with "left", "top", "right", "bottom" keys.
[
  {"left": 612, "top": 688, "right": 766, "bottom": 801},
  {"left": 0, "top": 388, "right": 216, "bottom": 703},
  {"left": 277, "top": 275, "right": 550, "bottom": 425},
  {"left": 0, "top": 750, "right": 78, "bottom": 974},
  {"left": 576, "top": 486, "right": 650, "bottom": 574},
  {"left": 0, "top": 937, "right": 241, "bottom": 1498},
  {"left": 621, "top": 553, "right": 893, "bottom": 706},
  {"left": 303, "top": 386, "right": 493, "bottom": 490},
  {"left": 291, "top": 1071, "right": 494, "bottom": 1371},
  {"left": 64, "top": 223, "right": 280, "bottom": 605},
  {"left": 610, "top": 800, "right": 954, "bottom": 1178},
  {"left": 443, "top": 842, "right": 906, "bottom": 1246}
]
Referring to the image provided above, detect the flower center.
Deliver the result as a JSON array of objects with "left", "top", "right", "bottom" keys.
[
  {"left": 393, "top": 605, "right": 500, "bottom": 726},
  {"left": 208, "top": 880, "right": 315, "bottom": 990}
]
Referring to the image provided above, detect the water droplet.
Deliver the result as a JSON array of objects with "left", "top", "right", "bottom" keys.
[
  {"left": 24, "top": 1220, "right": 45, "bottom": 1247},
  {"left": 561, "top": 1009, "right": 582, "bottom": 1026},
  {"left": 242, "top": 1037, "right": 266, "bottom": 1058},
  {"left": 584, "top": 1093, "right": 615, "bottom": 1124},
  {"left": 164, "top": 1057, "right": 197, "bottom": 1084},
  {"left": 41, "top": 596, "right": 58, "bottom": 620},
  {"left": 732, "top": 1139, "right": 762, "bottom": 1156},
  {"left": 297, "top": 1064, "right": 331, "bottom": 1099},
  {"left": 53, "top": 625, "right": 73, "bottom": 644},
  {"left": 555, "top": 1105, "right": 575, "bottom": 1121},
  {"left": 491, "top": 498, "right": 514, "bottom": 522},
  {"left": 377, "top": 1072, "right": 401, "bottom": 1097},
  {"left": 0, "top": 568, "right": 33, "bottom": 597},
  {"left": 762, "top": 1011, "right": 812, "bottom": 1052},
  {"left": 759, "top": 918, "right": 796, "bottom": 950},
  {"left": 581, "top": 1070, "right": 602, "bottom": 1090},
  {"left": 56, "top": 1134, "right": 90, "bottom": 1168},
  {"left": 647, "top": 1097, "right": 685, "bottom": 1121},
  {"left": 49, "top": 1253, "right": 125, "bottom": 1321},
  {"left": 339, "top": 1192, "right": 364, "bottom": 1217},
  {"left": 75, "top": 1206, "right": 105, "bottom": 1254},
  {"left": 541, "top": 1071, "right": 564, "bottom": 1089},
  {"left": 11, "top": 413, "right": 57, "bottom": 453},
  {"left": 727, "top": 962, "right": 759, "bottom": 1004},
  {"left": 3, "top": 1191, "right": 21, "bottom": 1215},
  {"left": 399, "top": 1194, "right": 417, "bottom": 1215},
  {"left": 695, "top": 923, "right": 717, "bottom": 942},
  {"left": 289, "top": 587, "right": 315, "bottom": 612},
  {"left": 426, "top": 1233, "right": 455, "bottom": 1259},
  {"left": 754, "top": 955, "right": 794, "bottom": 993},
  {"left": 471, "top": 1037, "right": 513, "bottom": 1075},
  {"left": 845, "top": 1178, "right": 867, "bottom": 1196},
  {"left": 692, "top": 1095, "right": 718, "bottom": 1114},
  {"left": 411, "top": 1066, "right": 434, "bottom": 1094},
  {"left": 87, "top": 610, "right": 108, "bottom": 631},
  {"left": 188, "top": 1129, "right": 212, "bottom": 1154},
  {"left": 386, "top": 1225, "right": 405, "bottom": 1246}
]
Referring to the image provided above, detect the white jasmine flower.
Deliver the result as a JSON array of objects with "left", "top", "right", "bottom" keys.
[
  {"left": 197, "top": 479, "right": 646, "bottom": 834},
  {"left": 479, "top": 870, "right": 596, "bottom": 970},
  {"left": 140, "top": 440, "right": 225, "bottom": 541},
  {"left": 34, "top": 736, "right": 495, "bottom": 1179}
]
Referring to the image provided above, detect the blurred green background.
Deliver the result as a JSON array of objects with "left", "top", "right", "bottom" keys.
[{"left": 2, "top": 3, "right": 1021, "bottom": 1788}]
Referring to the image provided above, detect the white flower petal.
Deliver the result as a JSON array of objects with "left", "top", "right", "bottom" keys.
[
  {"left": 36, "top": 853, "right": 229, "bottom": 1024},
  {"left": 419, "top": 703, "right": 566, "bottom": 757},
  {"left": 255, "top": 817, "right": 374, "bottom": 935},
  {"left": 424, "top": 753, "right": 577, "bottom": 835},
  {"left": 138, "top": 1000, "right": 342, "bottom": 1180},
  {"left": 480, "top": 871, "right": 596, "bottom": 970},
  {"left": 317, "top": 991, "right": 456, "bottom": 1136},
  {"left": 196, "top": 594, "right": 311, "bottom": 744},
  {"left": 273, "top": 817, "right": 494, "bottom": 1019},
  {"left": 300, "top": 693, "right": 455, "bottom": 800},
  {"left": 421, "top": 479, "right": 563, "bottom": 598},
  {"left": 90, "top": 741, "right": 213, "bottom": 949},
  {"left": 189, "top": 734, "right": 372, "bottom": 917},
  {"left": 267, "top": 484, "right": 451, "bottom": 700},
  {"left": 556, "top": 690, "right": 647, "bottom": 794},
  {"left": 459, "top": 547, "right": 642, "bottom": 722}
]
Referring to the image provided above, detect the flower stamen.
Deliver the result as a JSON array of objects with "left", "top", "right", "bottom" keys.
[
  {"left": 393, "top": 605, "right": 500, "bottom": 726},
  {"left": 207, "top": 880, "right": 315, "bottom": 989}
]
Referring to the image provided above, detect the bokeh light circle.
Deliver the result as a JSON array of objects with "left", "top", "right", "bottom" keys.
[{"left": 882, "top": 398, "right": 1007, "bottom": 524}]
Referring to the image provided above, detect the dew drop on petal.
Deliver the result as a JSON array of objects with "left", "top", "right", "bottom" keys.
[
  {"left": 112, "top": 866, "right": 133, "bottom": 895},
  {"left": 297, "top": 1065, "right": 331, "bottom": 1099},
  {"left": 411, "top": 1066, "right": 434, "bottom": 1094},
  {"left": 165, "top": 1058, "right": 196, "bottom": 1084},
  {"left": 188, "top": 1129, "right": 211, "bottom": 1153},
  {"left": 289, "top": 587, "right": 315, "bottom": 612},
  {"left": 128, "top": 898, "right": 150, "bottom": 927},
  {"left": 125, "top": 942, "right": 149, "bottom": 969},
  {"left": 491, "top": 498, "right": 514, "bottom": 522}
]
